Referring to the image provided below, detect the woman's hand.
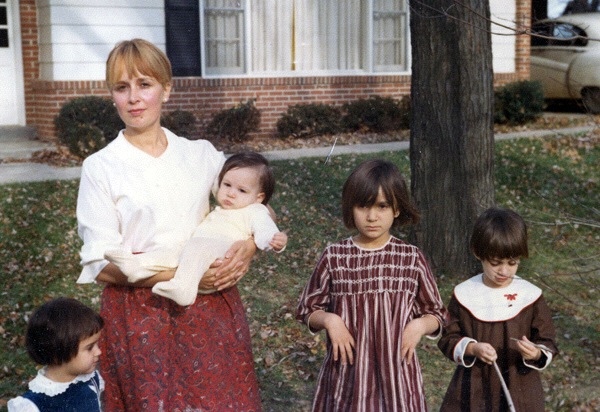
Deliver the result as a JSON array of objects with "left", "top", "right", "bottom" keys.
[{"left": 201, "top": 238, "right": 256, "bottom": 291}]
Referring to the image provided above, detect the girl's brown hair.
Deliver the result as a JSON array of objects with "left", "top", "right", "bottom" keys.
[
  {"left": 470, "top": 207, "right": 529, "bottom": 261},
  {"left": 342, "top": 159, "right": 419, "bottom": 230},
  {"left": 106, "top": 38, "right": 172, "bottom": 88},
  {"left": 26, "top": 298, "right": 104, "bottom": 366}
]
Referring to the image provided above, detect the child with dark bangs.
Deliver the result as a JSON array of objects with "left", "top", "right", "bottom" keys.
[
  {"left": 438, "top": 207, "right": 558, "bottom": 411},
  {"left": 8, "top": 298, "right": 104, "bottom": 412}
]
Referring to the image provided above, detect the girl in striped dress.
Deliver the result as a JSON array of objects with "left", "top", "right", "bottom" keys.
[{"left": 297, "top": 159, "right": 447, "bottom": 411}]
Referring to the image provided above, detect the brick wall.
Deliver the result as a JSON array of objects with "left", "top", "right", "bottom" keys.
[{"left": 21, "top": 0, "right": 532, "bottom": 143}]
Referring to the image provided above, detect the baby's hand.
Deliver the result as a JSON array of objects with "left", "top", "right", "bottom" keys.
[
  {"left": 514, "top": 336, "right": 542, "bottom": 361},
  {"left": 270, "top": 232, "right": 288, "bottom": 251},
  {"left": 469, "top": 342, "right": 497, "bottom": 365}
]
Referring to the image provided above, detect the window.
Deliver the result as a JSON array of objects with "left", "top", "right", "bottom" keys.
[
  {"left": 531, "top": 21, "right": 588, "bottom": 48},
  {"left": 0, "top": 0, "right": 8, "bottom": 48},
  {"left": 181, "top": 0, "right": 408, "bottom": 77}
]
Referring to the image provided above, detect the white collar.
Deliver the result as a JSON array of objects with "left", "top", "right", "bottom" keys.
[
  {"left": 454, "top": 274, "right": 542, "bottom": 322},
  {"left": 28, "top": 367, "right": 99, "bottom": 397}
]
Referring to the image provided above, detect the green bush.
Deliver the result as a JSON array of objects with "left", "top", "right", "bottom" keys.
[
  {"left": 54, "top": 96, "right": 124, "bottom": 159},
  {"left": 161, "top": 109, "right": 197, "bottom": 138},
  {"left": 206, "top": 99, "right": 261, "bottom": 143},
  {"left": 341, "top": 95, "right": 410, "bottom": 133},
  {"left": 494, "top": 80, "right": 545, "bottom": 125},
  {"left": 276, "top": 103, "right": 343, "bottom": 139}
]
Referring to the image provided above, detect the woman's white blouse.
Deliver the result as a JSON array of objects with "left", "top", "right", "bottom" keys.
[{"left": 76, "top": 128, "right": 225, "bottom": 283}]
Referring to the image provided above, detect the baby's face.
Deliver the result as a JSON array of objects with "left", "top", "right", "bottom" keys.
[{"left": 217, "top": 167, "right": 265, "bottom": 210}]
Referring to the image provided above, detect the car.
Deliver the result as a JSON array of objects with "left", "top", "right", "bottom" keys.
[{"left": 530, "top": 13, "right": 600, "bottom": 113}]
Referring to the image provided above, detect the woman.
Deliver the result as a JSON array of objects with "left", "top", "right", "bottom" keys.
[{"left": 76, "top": 39, "right": 262, "bottom": 411}]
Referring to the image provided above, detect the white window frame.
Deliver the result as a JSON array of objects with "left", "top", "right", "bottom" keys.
[{"left": 200, "top": 0, "right": 410, "bottom": 78}]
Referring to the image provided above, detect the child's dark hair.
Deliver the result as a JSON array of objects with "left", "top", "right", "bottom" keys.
[
  {"left": 470, "top": 207, "right": 529, "bottom": 261},
  {"left": 26, "top": 298, "right": 104, "bottom": 366},
  {"left": 219, "top": 152, "right": 275, "bottom": 205},
  {"left": 342, "top": 159, "right": 419, "bottom": 230}
]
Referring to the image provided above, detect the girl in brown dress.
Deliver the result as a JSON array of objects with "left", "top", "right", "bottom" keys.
[{"left": 438, "top": 207, "right": 558, "bottom": 411}]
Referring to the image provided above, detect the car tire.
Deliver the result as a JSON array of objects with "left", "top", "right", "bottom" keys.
[{"left": 581, "top": 87, "right": 600, "bottom": 114}]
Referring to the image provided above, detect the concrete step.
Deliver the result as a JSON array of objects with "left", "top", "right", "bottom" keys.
[{"left": 0, "top": 126, "right": 54, "bottom": 160}]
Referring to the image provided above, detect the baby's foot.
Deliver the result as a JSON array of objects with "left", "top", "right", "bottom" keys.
[
  {"left": 104, "top": 249, "right": 157, "bottom": 282},
  {"left": 152, "top": 279, "right": 197, "bottom": 306}
]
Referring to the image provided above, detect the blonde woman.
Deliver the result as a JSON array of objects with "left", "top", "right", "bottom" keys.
[{"left": 76, "top": 39, "right": 262, "bottom": 411}]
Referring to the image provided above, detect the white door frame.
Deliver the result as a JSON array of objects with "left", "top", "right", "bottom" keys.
[{"left": 0, "top": 0, "right": 26, "bottom": 126}]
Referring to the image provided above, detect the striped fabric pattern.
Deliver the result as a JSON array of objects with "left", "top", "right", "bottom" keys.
[{"left": 298, "top": 236, "right": 447, "bottom": 411}]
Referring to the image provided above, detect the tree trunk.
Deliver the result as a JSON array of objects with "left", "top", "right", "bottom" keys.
[{"left": 409, "top": 0, "right": 495, "bottom": 277}]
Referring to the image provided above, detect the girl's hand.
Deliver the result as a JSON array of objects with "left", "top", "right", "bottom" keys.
[
  {"left": 515, "top": 335, "right": 542, "bottom": 361},
  {"left": 468, "top": 342, "right": 498, "bottom": 365},
  {"left": 401, "top": 315, "right": 440, "bottom": 364},
  {"left": 401, "top": 319, "right": 426, "bottom": 365},
  {"left": 323, "top": 313, "right": 355, "bottom": 365},
  {"left": 210, "top": 238, "right": 256, "bottom": 291}
]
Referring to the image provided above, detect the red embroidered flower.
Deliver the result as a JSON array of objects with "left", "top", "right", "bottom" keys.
[{"left": 504, "top": 293, "right": 518, "bottom": 301}]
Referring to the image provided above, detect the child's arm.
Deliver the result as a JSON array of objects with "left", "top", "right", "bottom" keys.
[
  {"left": 309, "top": 310, "right": 356, "bottom": 365},
  {"left": 269, "top": 232, "right": 288, "bottom": 252},
  {"left": 96, "top": 262, "right": 176, "bottom": 287},
  {"left": 402, "top": 314, "right": 440, "bottom": 364}
]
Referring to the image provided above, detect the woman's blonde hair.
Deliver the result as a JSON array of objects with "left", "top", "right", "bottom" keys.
[{"left": 106, "top": 38, "right": 172, "bottom": 88}]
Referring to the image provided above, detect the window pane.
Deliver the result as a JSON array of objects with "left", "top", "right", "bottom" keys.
[
  {"left": 0, "top": 6, "right": 7, "bottom": 25},
  {"left": 251, "top": 0, "right": 293, "bottom": 72},
  {"left": 0, "top": 29, "right": 7, "bottom": 48},
  {"left": 295, "top": 0, "right": 365, "bottom": 71},
  {"left": 204, "top": 0, "right": 245, "bottom": 75},
  {"left": 373, "top": 0, "right": 407, "bottom": 72}
]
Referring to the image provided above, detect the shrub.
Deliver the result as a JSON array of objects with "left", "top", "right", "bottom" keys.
[
  {"left": 161, "top": 110, "right": 197, "bottom": 138},
  {"left": 54, "top": 96, "right": 123, "bottom": 159},
  {"left": 276, "top": 103, "right": 342, "bottom": 139},
  {"left": 494, "top": 80, "right": 545, "bottom": 125},
  {"left": 206, "top": 99, "right": 261, "bottom": 143},
  {"left": 341, "top": 95, "right": 410, "bottom": 133}
]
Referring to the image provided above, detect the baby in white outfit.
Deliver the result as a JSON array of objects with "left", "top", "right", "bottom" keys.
[{"left": 105, "top": 152, "right": 287, "bottom": 305}]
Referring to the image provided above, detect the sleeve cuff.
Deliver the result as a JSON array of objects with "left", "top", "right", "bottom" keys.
[
  {"left": 523, "top": 346, "right": 553, "bottom": 370},
  {"left": 423, "top": 314, "right": 443, "bottom": 340},
  {"left": 453, "top": 337, "right": 478, "bottom": 367}
]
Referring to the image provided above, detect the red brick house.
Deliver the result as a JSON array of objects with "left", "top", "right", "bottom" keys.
[{"left": 2, "top": 0, "right": 531, "bottom": 141}]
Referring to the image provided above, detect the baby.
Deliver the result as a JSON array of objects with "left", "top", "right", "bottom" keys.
[{"left": 105, "top": 152, "right": 287, "bottom": 305}]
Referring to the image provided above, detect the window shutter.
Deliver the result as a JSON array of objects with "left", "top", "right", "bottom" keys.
[{"left": 165, "top": 0, "right": 201, "bottom": 76}]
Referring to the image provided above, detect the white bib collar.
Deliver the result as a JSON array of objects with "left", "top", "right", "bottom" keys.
[{"left": 454, "top": 274, "right": 542, "bottom": 322}]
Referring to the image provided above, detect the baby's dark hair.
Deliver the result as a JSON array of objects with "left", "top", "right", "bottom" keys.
[
  {"left": 26, "top": 298, "right": 104, "bottom": 366},
  {"left": 219, "top": 152, "right": 275, "bottom": 204},
  {"left": 470, "top": 207, "right": 529, "bottom": 261},
  {"left": 342, "top": 159, "right": 419, "bottom": 230}
]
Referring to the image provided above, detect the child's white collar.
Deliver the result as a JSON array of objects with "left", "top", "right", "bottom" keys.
[
  {"left": 28, "top": 367, "right": 100, "bottom": 396},
  {"left": 454, "top": 274, "right": 542, "bottom": 321}
]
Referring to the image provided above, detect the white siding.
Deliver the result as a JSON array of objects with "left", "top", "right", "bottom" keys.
[
  {"left": 37, "top": 0, "right": 165, "bottom": 80},
  {"left": 490, "top": 0, "right": 517, "bottom": 73},
  {"left": 36, "top": 0, "right": 520, "bottom": 80}
]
